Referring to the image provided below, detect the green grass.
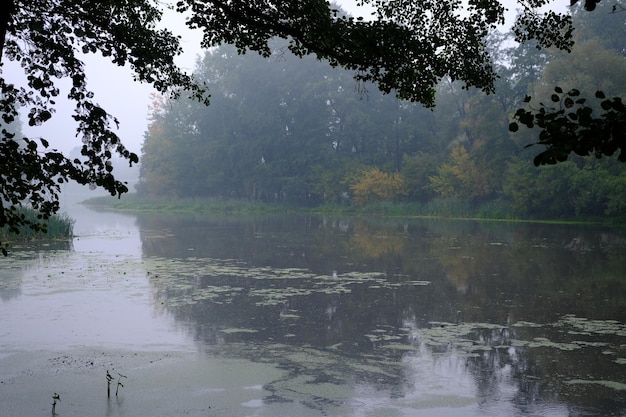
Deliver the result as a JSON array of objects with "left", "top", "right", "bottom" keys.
[
  {"left": 313, "top": 199, "right": 517, "bottom": 220},
  {"left": 82, "top": 194, "right": 626, "bottom": 225},
  {"left": 0, "top": 208, "right": 75, "bottom": 242},
  {"left": 83, "top": 194, "right": 294, "bottom": 214}
]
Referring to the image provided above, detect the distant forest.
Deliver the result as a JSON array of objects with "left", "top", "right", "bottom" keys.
[{"left": 139, "top": 2, "right": 626, "bottom": 219}]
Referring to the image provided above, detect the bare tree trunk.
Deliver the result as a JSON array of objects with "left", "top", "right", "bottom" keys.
[{"left": 0, "top": 0, "right": 16, "bottom": 63}]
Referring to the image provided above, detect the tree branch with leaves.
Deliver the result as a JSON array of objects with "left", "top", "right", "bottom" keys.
[
  {"left": 510, "top": 88, "right": 626, "bottom": 165},
  {"left": 0, "top": 0, "right": 207, "bottom": 254}
]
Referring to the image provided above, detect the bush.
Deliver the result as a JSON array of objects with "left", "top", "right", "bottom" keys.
[{"left": 351, "top": 167, "right": 406, "bottom": 206}]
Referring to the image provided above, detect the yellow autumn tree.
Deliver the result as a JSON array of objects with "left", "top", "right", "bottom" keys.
[
  {"left": 351, "top": 167, "right": 406, "bottom": 206},
  {"left": 429, "top": 145, "right": 492, "bottom": 200}
]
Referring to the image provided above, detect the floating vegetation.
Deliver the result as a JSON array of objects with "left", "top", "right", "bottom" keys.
[
  {"left": 143, "top": 255, "right": 431, "bottom": 309},
  {"left": 268, "top": 374, "right": 354, "bottom": 402},
  {"left": 380, "top": 342, "right": 417, "bottom": 352},
  {"left": 365, "top": 333, "right": 402, "bottom": 342},
  {"left": 409, "top": 322, "right": 505, "bottom": 353},
  {"left": 201, "top": 339, "right": 407, "bottom": 411},
  {"left": 566, "top": 379, "right": 626, "bottom": 391},
  {"left": 221, "top": 328, "right": 259, "bottom": 334},
  {"left": 511, "top": 321, "right": 544, "bottom": 328},
  {"left": 510, "top": 337, "right": 581, "bottom": 351},
  {"left": 0, "top": 208, "right": 74, "bottom": 244},
  {"left": 387, "top": 316, "right": 626, "bottom": 360},
  {"left": 364, "top": 326, "right": 405, "bottom": 343},
  {"left": 279, "top": 312, "right": 300, "bottom": 320},
  {"left": 250, "top": 287, "right": 315, "bottom": 306},
  {"left": 556, "top": 315, "right": 626, "bottom": 337},
  {"left": 166, "top": 285, "right": 244, "bottom": 307}
]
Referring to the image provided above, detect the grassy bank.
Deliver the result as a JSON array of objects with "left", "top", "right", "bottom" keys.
[
  {"left": 81, "top": 194, "right": 626, "bottom": 225},
  {"left": 0, "top": 208, "right": 75, "bottom": 242},
  {"left": 312, "top": 198, "right": 518, "bottom": 219},
  {"left": 82, "top": 194, "right": 294, "bottom": 214}
]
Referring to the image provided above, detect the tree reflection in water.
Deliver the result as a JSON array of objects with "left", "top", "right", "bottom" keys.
[{"left": 139, "top": 214, "right": 626, "bottom": 415}]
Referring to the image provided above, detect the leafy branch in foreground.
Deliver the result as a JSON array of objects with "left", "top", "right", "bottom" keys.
[
  {"left": 0, "top": 0, "right": 209, "bottom": 255},
  {"left": 510, "top": 88, "right": 626, "bottom": 165}
]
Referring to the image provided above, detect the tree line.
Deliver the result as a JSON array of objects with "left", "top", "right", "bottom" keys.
[
  {"left": 140, "top": 2, "right": 626, "bottom": 219},
  {"left": 1, "top": 0, "right": 623, "bottom": 253}
]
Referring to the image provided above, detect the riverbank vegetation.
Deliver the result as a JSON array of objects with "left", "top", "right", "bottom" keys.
[
  {"left": 83, "top": 193, "right": 619, "bottom": 226},
  {"left": 137, "top": 3, "right": 626, "bottom": 223},
  {"left": 0, "top": 208, "right": 74, "bottom": 243}
]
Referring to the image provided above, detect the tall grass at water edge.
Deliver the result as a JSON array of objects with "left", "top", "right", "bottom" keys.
[{"left": 0, "top": 208, "right": 74, "bottom": 242}]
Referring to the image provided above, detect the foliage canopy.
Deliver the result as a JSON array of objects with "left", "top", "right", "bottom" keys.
[{"left": 140, "top": 6, "right": 626, "bottom": 220}]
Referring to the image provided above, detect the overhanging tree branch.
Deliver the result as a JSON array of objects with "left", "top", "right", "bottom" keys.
[{"left": 510, "top": 88, "right": 626, "bottom": 165}]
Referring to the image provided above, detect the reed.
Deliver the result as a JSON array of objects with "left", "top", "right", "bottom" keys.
[{"left": 0, "top": 208, "right": 74, "bottom": 242}]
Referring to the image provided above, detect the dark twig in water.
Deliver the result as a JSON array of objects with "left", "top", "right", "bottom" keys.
[
  {"left": 106, "top": 370, "right": 114, "bottom": 398},
  {"left": 116, "top": 372, "right": 127, "bottom": 396},
  {"left": 51, "top": 393, "right": 60, "bottom": 415}
]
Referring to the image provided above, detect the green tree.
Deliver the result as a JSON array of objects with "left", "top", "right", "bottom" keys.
[
  {"left": 140, "top": 41, "right": 442, "bottom": 204},
  {"left": 503, "top": 158, "right": 579, "bottom": 217},
  {"left": 502, "top": 156, "right": 626, "bottom": 218},
  {"left": 401, "top": 152, "right": 439, "bottom": 203},
  {"left": 141, "top": 43, "right": 342, "bottom": 201}
]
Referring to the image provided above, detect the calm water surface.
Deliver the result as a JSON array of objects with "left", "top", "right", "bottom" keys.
[{"left": 1, "top": 204, "right": 626, "bottom": 416}]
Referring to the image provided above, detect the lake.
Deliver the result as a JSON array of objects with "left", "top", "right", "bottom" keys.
[{"left": 1, "top": 203, "right": 626, "bottom": 416}]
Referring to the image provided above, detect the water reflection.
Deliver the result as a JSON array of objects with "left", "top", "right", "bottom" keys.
[
  {"left": 69, "top": 203, "right": 143, "bottom": 256},
  {"left": 0, "top": 205, "right": 189, "bottom": 352},
  {"left": 137, "top": 214, "right": 626, "bottom": 415}
]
